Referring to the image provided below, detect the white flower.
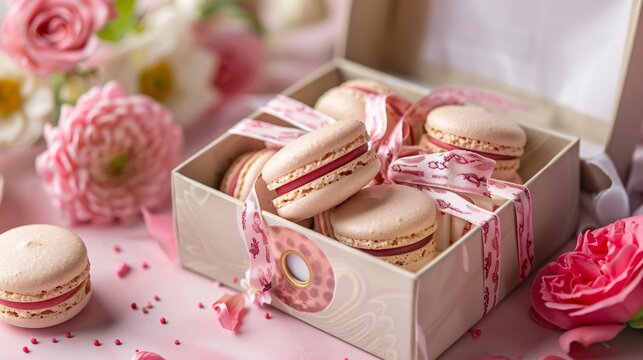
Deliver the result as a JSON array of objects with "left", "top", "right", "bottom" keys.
[
  {"left": 240, "top": 269, "right": 272, "bottom": 307},
  {"left": 97, "top": 6, "right": 218, "bottom": 126},
  {"left": 0, "top": 55, "right": 53, "bottom": 150}
]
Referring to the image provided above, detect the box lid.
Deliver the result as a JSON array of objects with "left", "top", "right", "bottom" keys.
[{"left": 337, "top": 0, "right": 643, "bottom": 180}]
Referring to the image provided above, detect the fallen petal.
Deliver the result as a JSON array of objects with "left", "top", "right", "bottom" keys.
[
  {"left": 132, "top": 351, "right": 166, "bottom": 360},
  {"left": 141, "top": 207, "right": 177, "bottom": 259},
  {"left": 213, "top": 293, "right": 245, "bottom": 331},
  {"left": 559, "top": 324, "right": 625, "bottom": 353}
]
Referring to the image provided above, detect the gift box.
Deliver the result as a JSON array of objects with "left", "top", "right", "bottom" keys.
[{"left": 172, "top": 1, "right": 643, "bottom": 359}]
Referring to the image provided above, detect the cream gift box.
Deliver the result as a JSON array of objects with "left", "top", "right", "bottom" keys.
[{"left": 172, "top": 1, "right": 643, "bottom": 359}]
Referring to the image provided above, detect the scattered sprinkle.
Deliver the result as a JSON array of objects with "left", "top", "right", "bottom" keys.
[
  {"left": 344, "top": 358, "right": 349, "bottom": 360},
  {"left": 471, "top": 328, "right": 482, "bottom": 339},
  {"left": 92, "top": 339, "right": 100, "bottom": 346},
  {"left": 198, "top": 302, "right": 204, "bottom": 309},
  {"left": 113, "top": 244, "right": 122, "bottom": 253},
  {"left": 114, "top": 339, "right": 122, "bottom": 346},
  {"left": 22, "top": 346, "right": 29, "bottom": 353},
  {"left": 135, "top": 349, "right": 139, "bottom": 352},
  {"left": 113, "top": 261, "right": 131, "bottom": 278},
  {"left": 146, "top": 301, "right": 153, "bottom": 309},
  {"left": 141, "top": 262, "right": 149, "bottom": 270},
  {"left": 264, "top": 312, "right": 271, "bottom": 320},
  {"left": 174, "top": 339, "right": 181, "bottom": 345},
  {"left": 160, "top": 317, "right": 167, "bottom": 324},
  {"left": 154, "top": 294, "right": 161, "bottom": 301},
  {"left": 142, "top": 307, "right": 148, "bottom": 314},
  {"left": 65, "top": 332, "right": 73, "bottom": 338},
  {"left": 232, "top": 276, "right": 238, "bottom": 283},
  {"left": 30, "top": 338, "right": 37, "bottom": 345},
  {"left": 51, "top": 338, "right": 58, "bottom": 344},
  {"left": 130, "top": 302, "right": 138, "bottom": 310}
]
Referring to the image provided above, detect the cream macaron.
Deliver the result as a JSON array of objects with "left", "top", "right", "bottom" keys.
[
  {"left": 314, "top": 79, "right": 406, "bottom": 139},
  {"left": 420, "top": 105, "right": 527, "bottom": 182},
  {"left": 220, "top": 148, "right": 277, "bottom": 201},
  {"left": 331, "top": 184, "right": 439, "bottom": 271},
  {"left": 0, "top": 224, "right": 91, "bottom": 328},
  {"left": 262, "top": 120, "right": 380, "bottom": 221}
]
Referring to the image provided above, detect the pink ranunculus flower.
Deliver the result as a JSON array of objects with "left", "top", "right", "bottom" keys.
[
  {"left": 36, "top": 81, "right": 183, "bottom": 224},
  {"left": 530, "top": 215, "right": 643, "bottom": 352},
  {"left": 1, "top": 0, "right": 111, "bottom": 75},
  {"left": 195, "top": 26, "right": 263, "bottom": 98}
]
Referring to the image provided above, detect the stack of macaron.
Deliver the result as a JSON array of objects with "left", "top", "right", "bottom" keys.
[
  {"left": 220, "top": 148, "right": 277, "bottom": 201},
  {"left": 0, "top": 224, "right": 91, "bottom": 328}
]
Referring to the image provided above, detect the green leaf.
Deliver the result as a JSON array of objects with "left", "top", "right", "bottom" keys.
[
  {"left": 200, "top": 0, "right": 264, "bottom": 35},
  {"left": 97, "top": 0, "right": 139, "bottom": 42},
  {"left": 628, "top": 308, "right": 643, "bottom": 329},
  {"left": 51, "top": 73, "right": 65, "bottom": 126}
]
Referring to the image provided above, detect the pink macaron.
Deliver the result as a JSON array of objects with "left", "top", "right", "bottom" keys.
[
  {"left": 419, "top": 104, "right": 527, "bottom": 182},
  {"left": 262, "top": 120, "right": 380, "bottom": 221},
  {"left": 0, "top": 224, "right": 91, "bottom": 328},
  {"left": 330, "top": 184, "right": 439, "bottom": 271},
  {"left": 220, "top": 148, "right": 277, "bottom": 201}
]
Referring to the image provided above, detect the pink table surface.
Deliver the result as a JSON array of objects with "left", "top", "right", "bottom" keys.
[{"left": 1, "top": 4, "right": 642, "bottom": 358}]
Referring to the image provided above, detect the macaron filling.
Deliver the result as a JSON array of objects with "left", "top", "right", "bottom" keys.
[
  {"left": 427, "top": 135, "right": 517, "bottom": 161},
  {"left": 0, "top": 279, "right": 86, "bottom": 311},
  {"left": 274, "top": 143, "right": 369, "bottom": 196},
  {"left": 359, "top": 234, "right": 434, "bottom": 257}
]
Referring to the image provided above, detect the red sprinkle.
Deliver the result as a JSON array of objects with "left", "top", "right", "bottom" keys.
[
  {"left": 92, "top": 339, "right": 100, "bottom": 346},
  {"left": 232, "top": 276, "right": 238, "bottom": 283},
  {"left": 22, "top": 346, "right": 29, "bottom": 353},
  {"left": 130, "top": 302, "right": 138, "bottom": 310},
  {"left": 264, "top": 312, "right": 271, "bottom": 319},
  {"left": 65, "top": 332, "right": 73, "bottom": 338},
  {"left": 51, "top": 338, "right": 58, "bottom": 344},
  {"left": 154, "top": 294, "right": 161, "bottom": 301},
  {"left": 135, "top": 349, "right": 139, "bottom": 352},
  {"left": 471, "top": 328, "right": 482, "bottom": 339},
  {"left": 197, "top": 302, "right": 204, "bottom": 309},
  {"left": 174, "top": 339, "right": 181, "bottom": 345},
  {"left": 146, "top": 301, "right": 153, "bottom": 309},
  {"left": 141, "top": 262, "right": 149, "bottom": 270},
  {"left": 142, "top": 307, "right": 148, "bottom": 314},
  {"left": 113, "top": 244, "right": 122, "bottom": 253},
  {"left": 160, "top": 317, "right": 167, "bottom": 324},
  {"left": 114, "top": 339, "right": 122, "bottom": 346},
  {"left": 344, "top": 358, "right": 349, "bottom": 360},
  {"left": 30, "top": 338, "right": 37, "bottom": 344}
]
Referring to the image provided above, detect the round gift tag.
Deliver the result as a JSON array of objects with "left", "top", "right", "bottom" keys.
[{"left": 269, "top": 226, "right": 335, "bottom": 313}]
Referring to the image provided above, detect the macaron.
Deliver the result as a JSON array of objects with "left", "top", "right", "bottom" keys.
[
  {"left": 313, "top": 210, "right": 334, "bottom": 239},
  {"left": 419, "top": 104, "right": 527, "bottom": 182},
  {"left": 0, "top": 224, "right": 91, "bottom": 328},
  {"left": 330, "top": 184, "right": 438, "bottom": 271},
  {"left": 220, "top": 148, "right": 277, "bottom": 200},
  {"left": 314, "top": 79, "right": 405, "bottom": 139},
  {"left": 262, "top": 120, "right": 380, "bottom": 221}
]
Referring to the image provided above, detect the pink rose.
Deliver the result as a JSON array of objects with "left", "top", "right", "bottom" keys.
[
  {"left": 1, "top": 0, "right": 110, "bottom": 75},
  {"left": 530, "top": 215, "right": 643, "bottom": 352},
  {"left": 195, "top": 26, "right": 263, "bottom": 98},
  {"left": 36, "top": 81, "right": 183, "bottom": 224}
]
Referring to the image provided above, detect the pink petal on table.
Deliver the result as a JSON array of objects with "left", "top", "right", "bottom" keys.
[
  {"left": 113, "top": 261, "right": 131, "bottom": 278},
  {"left": 132, "top": 351, "right": 166, "bottom": 360},
  {"left": 213, "top": 293, "right": 245, "bottom": 331},
  {"left": 141, "top": 207, "right": 177, "bottom": 259},
  {"left": 559, "top": 324, "right": 625, "bottom": 353}
]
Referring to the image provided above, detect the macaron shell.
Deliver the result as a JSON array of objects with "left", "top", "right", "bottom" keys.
[
  {"left": 398, "top": 240, "right": 438, "bottom": 272},
  {"left": 426, "top": 105, "right": 526, "bottom": 155},
  {"left": 315, "top": 86, "right": 367, "bottom": 122},
  {"left": 262, "top": 120, "right": 367, "bottom": 184},
  {"left": 274, "top": 152, "right": 380, "bottom": 221},
  {"left": 330, "top": 185, "right": 438, "bottom": 248},
  {"left": 0, "top": 279, "right": 91, "bottom": 329},
  {"left": 0, "top": 224, "right": 88, "bottom": 296},
  {"left": 313, "top": 211, "right": 335, "bottom": 239},
  {"left": 237, "top": 149, "right": 276, "bottom": 200}
]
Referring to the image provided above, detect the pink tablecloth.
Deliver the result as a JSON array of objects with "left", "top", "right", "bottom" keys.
[{"left": 1, "top": 4, "right": 642, "bottom": 359}]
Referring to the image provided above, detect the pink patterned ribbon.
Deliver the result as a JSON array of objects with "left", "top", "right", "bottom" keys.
[
  {"left": 259, "top": 95, "right": 335, "bottom": 131},
  {"left": 388, "top": 151, "right": 501, "bottom": 312}
]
